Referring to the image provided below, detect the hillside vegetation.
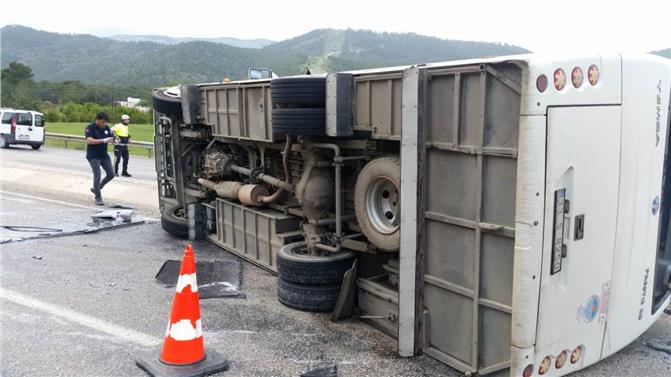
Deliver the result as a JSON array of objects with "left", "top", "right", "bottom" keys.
[{"left": 1, "top": 25, "right": 528, "bottom": 86}]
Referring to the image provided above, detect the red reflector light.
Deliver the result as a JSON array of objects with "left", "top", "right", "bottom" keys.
[
  {"left": 571, "top": 67, "right": 584, "bottom": 88},
  {"left": 571, "top": 345, "right": 584, "bottom": 364},
  {"left": 537, "top": 74, "right": 548, "bottom": 92},
  {"left": 523, "top": 364, "right": 534, "bottom": 377},
  {"left": 588, "top": 65, "right": 599, "bottom": 86},
  {"left": 539, "top": 356, "right": 552, "bottom": 375},
  {"left": 554, "top": 68, "right": 566, "bottom": 91},
  {"left": 556, "top": 350, "right": 568, "bottom": 369}
]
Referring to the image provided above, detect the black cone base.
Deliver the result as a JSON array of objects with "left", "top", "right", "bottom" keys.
[{"left": 136, "top": 348, "right": 229, "bottom": 377}]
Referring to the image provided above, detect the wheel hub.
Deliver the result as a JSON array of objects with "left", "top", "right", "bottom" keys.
[{"left": 365, "top": 177, "right": 400, "bottom": 235}]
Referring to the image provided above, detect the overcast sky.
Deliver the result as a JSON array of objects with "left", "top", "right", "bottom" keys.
[{"left": 1, "top": 0, "right": 669, "bottom": 53}]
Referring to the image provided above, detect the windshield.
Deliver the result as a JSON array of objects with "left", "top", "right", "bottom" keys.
[{"left": 653, "top": 86, "right": 671, "bottom": 313}]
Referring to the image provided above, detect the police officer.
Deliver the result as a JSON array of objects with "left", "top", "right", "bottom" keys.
[
  {"left": 85, "top": 112, "right": 115, "bottom": 206},
  {"left": 112, "top": 114, "right": 132, "bottom": 177}
]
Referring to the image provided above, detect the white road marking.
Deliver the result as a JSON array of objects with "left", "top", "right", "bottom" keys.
[
  {"left": 0, "top": 190, "right": 99, "bottom": 210},
  {"left": 0, "top": 190, "right": 159, "bottom": 221},
  {"left": 0, "top": 288, "right": 160, "bottom": 347},
  {"left": 1, "top": 196, "right": 35, "bottom": 204}
]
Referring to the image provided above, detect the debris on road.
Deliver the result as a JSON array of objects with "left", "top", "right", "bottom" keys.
[
  {"left": 1, "top": 225, "right": 62, "bottom": 233},
  {"left": 155, "top": 258, "right": 244, "bottom": 299},
  {"left": 108, "top": 203, "right": 136, "bottom": 209},
  {"left": 301, "top": 365, "right": 338, "bottom": 377},
  {"left": 90, "top": 209, "right": 134, "bottom": 222},
  {"left": 1, "top": 195, "right": 148, "bottom": 244}
]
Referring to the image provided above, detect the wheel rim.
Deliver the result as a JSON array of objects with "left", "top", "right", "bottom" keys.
[
  {"left": 289, "top": 243, "right": 310, "bottom": 257},
  {"left": 164, "top": 86, "right": 181, "bottom": 99},
  {"left": 365, "top": 177, "right": 400, "bottom": 235},
  {"left": 280, "top": 241, "right": 354, "bottom": 262}
]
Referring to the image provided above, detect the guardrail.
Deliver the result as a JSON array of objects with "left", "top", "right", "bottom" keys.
[{"left": 45, "top": 133, "right": 154, "bottom": 158}]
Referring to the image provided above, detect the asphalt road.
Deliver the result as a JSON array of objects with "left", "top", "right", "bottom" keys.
[
  {"left": 1, "top": 148, "right": 670, "bottom": 377},
  {"left": 1, "top": 145, "right": 159, "bottom": 215},
  {"left": 1, "top": 143, "right": 157, "bottom": 182},
  {"left": 0, "top": 192, "right": 456, "bottom": 377}
]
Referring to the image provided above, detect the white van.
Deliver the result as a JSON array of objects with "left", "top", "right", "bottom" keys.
[{"left": 0, "top": 108, "right": 45, "bottom": 149}]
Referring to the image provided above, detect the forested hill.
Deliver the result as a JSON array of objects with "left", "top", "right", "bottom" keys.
[{"left": 1, "top": 25, "right": 528, "bottom": 86}]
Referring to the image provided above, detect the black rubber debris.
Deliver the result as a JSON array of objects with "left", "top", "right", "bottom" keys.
[
  {"left": 155, "top": 259, "right": 245, "bottom": 299},
  {"left": 108, "top": 203, "right": 136, "bottom": 209}
]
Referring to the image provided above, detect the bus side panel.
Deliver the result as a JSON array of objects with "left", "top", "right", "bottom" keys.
[{"left": 602, "top": 56, "right": 671, "bottom": 358}]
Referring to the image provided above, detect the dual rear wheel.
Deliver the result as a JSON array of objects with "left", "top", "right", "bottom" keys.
[{"left": 276, "top": 241, "right": 355, "bottom": 312}]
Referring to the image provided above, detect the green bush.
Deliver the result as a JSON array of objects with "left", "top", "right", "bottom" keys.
[{"left": 46, "top": 102, "right": 152, "bottom": 124}]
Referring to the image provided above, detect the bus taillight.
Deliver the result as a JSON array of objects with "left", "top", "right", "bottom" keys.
[
  {"left": 554, "top": 68, "right": 567, "bottom": 91},
  {"left": 539, "top": 356, "right": 552, "bottom": 374},
  {"left": 555, "top": 350, "right": 569, "bottom": 369},
  {"left": 572, "top": 67, "right": 584, "bottom": 88},
  {"left": 537, "top": 74, "right": 548, "bottom": 92},
  {"left": 588, "top": 65, "right": 600, "bottom": 85},
  {"left": 571, "top": 345, "right": 584, "bottom": 364},
  {"left": 523, "top": 364, "right": 534, "bottom": 377}
]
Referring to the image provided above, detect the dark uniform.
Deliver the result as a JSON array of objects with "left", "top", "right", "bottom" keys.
[
  {"left": 85, "top": 122, "right": 115, "bottom": 201},
  {"left": 111, "top": 122, "right": 130, "bottom": 176}
]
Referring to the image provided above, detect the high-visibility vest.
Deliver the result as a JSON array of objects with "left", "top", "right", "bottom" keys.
[{"left": 112, "top": 123, "right": 130, "bottom": 144}]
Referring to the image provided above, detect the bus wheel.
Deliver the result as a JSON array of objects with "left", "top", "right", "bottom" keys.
[
  {"left": 152, "top": 86, "right": 183, "bottom": 118},
  {"left": 354, "top": 157, "right": 401, "bottom": 252},
  {"left": 277, "top": 241, "right": 355, "bottom": 285},
  {"left": 277, "top": 278, "right": 341, "bottom": 312},
  {"left": 161, "top": 203, "right": 188, "bottom": 239}
]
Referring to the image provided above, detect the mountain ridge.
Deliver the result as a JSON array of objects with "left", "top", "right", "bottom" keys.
[
  {"left": 108, "top": 34, "right": 275, "bottom": 49},
  {"left": 1, "top": 25, "right": 529, "bottom": 86}
]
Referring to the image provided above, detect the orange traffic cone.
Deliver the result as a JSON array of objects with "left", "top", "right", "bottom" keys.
[{"left": 136, "top": 244, "right": 229, "bottom": 377}]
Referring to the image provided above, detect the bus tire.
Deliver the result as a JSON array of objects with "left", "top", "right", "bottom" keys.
[
  {"left": 271, "top": 76, "right": 326, "bottom": 106},
  {"left": 271, "top": 108, "right": 325, "bottom": 136},
  {"left": 277, "top": 241, "right": 355, "bottom": 285},
  {"left": 354, "top": 157, "right": 401, "bottom": 252},
  {"left": 152, "top": 88, "right": 183, "bottom": 118},
  {"left": 277, "top": 278, "right": 341, "bottom": 312},
  {"left": 161, "top": 203, "right": 188, "bottom": 239}
]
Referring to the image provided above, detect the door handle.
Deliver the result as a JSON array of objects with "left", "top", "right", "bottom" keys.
[{"left": 574, "top": 214, "right": 585, "bottom": 240}]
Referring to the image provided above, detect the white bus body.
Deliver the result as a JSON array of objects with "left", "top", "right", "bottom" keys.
[{"left": 154, "top": 52, "right": 671, "bottom": 377}]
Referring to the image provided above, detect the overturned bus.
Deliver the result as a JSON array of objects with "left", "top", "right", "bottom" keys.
[{"left": 152, "top": 53, "right": 671, "bottom": 376}]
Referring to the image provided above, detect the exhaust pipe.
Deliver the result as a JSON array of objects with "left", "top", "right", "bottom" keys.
[{"left": 197, "top": 179, "right": 242, "bottom": 199}]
